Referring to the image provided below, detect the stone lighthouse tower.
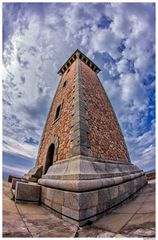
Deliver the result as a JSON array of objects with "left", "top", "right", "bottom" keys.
[{"left": 33, "top": 49, "right": 146, "bottom": 225}]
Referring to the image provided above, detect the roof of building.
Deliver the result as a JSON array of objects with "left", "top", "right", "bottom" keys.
[{"left": 57, "top": 49, "right": 101, "bottom": 75}]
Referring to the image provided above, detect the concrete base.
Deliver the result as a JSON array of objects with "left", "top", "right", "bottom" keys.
[
  {"left": 40, "top": 175, "right": 146, "bottom": 226},
  {"left": 15, "top": 182, "right": 41, "bottom": 203},
  {"left": 38, "top": 155, "right": 147, "bottom": 226}
]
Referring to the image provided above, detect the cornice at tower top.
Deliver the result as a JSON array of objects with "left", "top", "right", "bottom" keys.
[{"left": 57, "top": 49, "right": 101, "bottom": 75}]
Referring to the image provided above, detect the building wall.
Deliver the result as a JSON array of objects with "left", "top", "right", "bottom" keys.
[
  {"left": 81, "top": 61, "right": 129, "bottom": 162},
  {"left": 37, "top": 61, "right": 76, "bottom": 165},
  {"left": 37, "top": 57, "right": 130, "bottom": 167}
]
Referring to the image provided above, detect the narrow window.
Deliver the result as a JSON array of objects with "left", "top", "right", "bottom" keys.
[
  {"left": 63, "top": 80, "right": 67, "bottom": 88},
  {"left": 54, "top": 104, "right": 61, "bottom": 121}
]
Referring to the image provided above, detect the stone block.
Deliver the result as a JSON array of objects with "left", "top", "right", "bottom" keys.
[
  {"left": 72, "top": 119, "right": 89, "bottom": 129},
  {"left": 41, "top": 186, "right": 48, "bottom": 203},
  {"left": 15, "top": 182, "right": 41, "bottom": 203},
  {"left": 80, "top": 206, "right": 97, "bottom": 220},
  {"left": 71, "top": 145, "right": 91, "bottom": 156},
  {"left": 62, "top": 205, "right": 97, "bottom": 223},
  {"left": 110, "top": 197, "right": 121, "bottom": 207},
  {"left": 44, "top": 199, "right": 51, "bottom": 207},
  {"left": 71, "top": 137, "right": 80, "bottom": 147},
  {"left": 45, "top": 160, "right": 69, "bottom": 176},
  {"left": 133, "top": 178, "right": 138, "bottom": 187},
  {"left": 71, "top": 145, "right": 81, "bottom": 155},
  {"left": 79, "top": 159, "right": 97, "bottom": 174},
  {"left": 64, "top": 192, "right": 80, "bottom": 210},
  {"left": 71, "top": 136, "right": 90, "bottom": 148},
  {"left": 109, "top": 185, "right": 119, "bottom": 200},
  {"left": 25, "top": 177, "right": 37, "bottom": 182},
  {"left": 62, "top": 206, "right": 79, "bottom": 220},
  {"left": 51, "top": 202, "right": 62, "bottom": 213},
  {"left": 122, "top": 175, "right": 129, "bottom": 182},
  {"left": 61, "top": 160, "right": 80, "bottom": 177},
  {"left": 70, "top": 128, "right": 80, "bottom": 140},
  {"left": 80, "top": 136, "right": 91, "bottom": 147},
  {"left": 41, "top": 186, "right": 47, "bottom": 197},
  {"left": 126, "top": 180, "right": 135, "bottom": 194},
  {"left": 79, "top": 191, "right": 98, "bottom": 210},
  {"left": 74, "top": 83, "right": 84, "bottom": 90},
  {"left": 73, "top": 99, "right": 85, "bottom": 108},
  {"left": 72, "top": 115, "right": 88, "bottom": 125},
  {"left": 114, "top": 176, "right": 123, "bottom": 185},
  {"left": 118, "top": 183, "right": 126, "bottom": 195},
  {"left": 101, "top": 178, "right": 115, "bottom": 187},
  {"left": 80, "top": 146, "right": 92, "bottom": 156},
  {"left": 47, "top": 188, "right": 64, "bottom": 205},
  {"left": 124, "top": 181, "right": 133, "bottom": 194},
  {"left": 98, "top": 188, "right": 110, "bottom": 204},
  {"left": 71, "top": 128, "right": 88, "bottom": 140},
  {"left": 73, "top": 104, "right": 86, "bottom": 114},
  {"left": 140, "top": 175, "right": 147, "bottom": 185},
  {"left": 11, "top": 178, "right": 27, "bottom": 190},
  {"left": 64, "top": 190, "right": 98, "bottom": 212},
  {"left": 8, "top": 175, "right": 21, "bottom": 183},
  {"left": 97, "top": 202, "right": 108, "bottom": 213}
]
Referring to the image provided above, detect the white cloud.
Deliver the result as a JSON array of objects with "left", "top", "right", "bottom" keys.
[
  {"left": 119, "top": 73, "right": 146, "bottom": 108},
  {"left": 116, "top": 58, "right": 128, "bottom": 73},
  {"left": 109, "top": 3, "right": 155, "bottom": 78},
  {"left": 3, "top": 136, "right": 38, "bottom": 159},
  {"left": 91, "top": 28, "right": 122, "bottom": 59},
  {"left": 3, "top": 164, "right": 29, "bottom": 175},
  {"left": 126, "top": 122, "right": 155, "bottom": 171}
]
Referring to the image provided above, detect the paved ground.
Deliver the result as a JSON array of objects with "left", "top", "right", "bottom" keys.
[{"left": 3, "top": 180, "right": 155, "bottom": 238}]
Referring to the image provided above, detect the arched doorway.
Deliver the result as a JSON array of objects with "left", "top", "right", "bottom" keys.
[{"left": 44, "top": 143, "right": 55, "bottom": 174}]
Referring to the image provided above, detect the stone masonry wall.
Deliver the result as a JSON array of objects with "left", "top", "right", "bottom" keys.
[
  {"left": 37, "top": 56, "right": 129, "bottom": 167},
  {"left": 81, "top": 61, "right": 129, "bottom": 162},
  {"left": 37, "top": 61, "right": 76, "bottom": 165}
]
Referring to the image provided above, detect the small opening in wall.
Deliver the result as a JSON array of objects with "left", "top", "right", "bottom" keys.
[
  {"left": 44, "top": 143, "right": 55, "bottom": 174},
  {"left": 63, "top": 80, "right": 67, "bottom": 88},
  {"left": 54, "top": 104, "right": 61, "bottom": 121}
]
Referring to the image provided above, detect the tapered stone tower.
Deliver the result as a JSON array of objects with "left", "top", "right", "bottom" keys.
[{"left": 36, "top": 49, "right": 147, "bottom": 225}]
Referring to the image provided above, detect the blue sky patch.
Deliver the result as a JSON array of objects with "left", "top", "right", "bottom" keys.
[{"left": 97, "top": 15, "right": 112, "bottom": 29}]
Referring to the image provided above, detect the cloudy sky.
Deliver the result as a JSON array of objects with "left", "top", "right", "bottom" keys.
[{"left": 2, "top": 2, "right": 155, "bottom": 179}]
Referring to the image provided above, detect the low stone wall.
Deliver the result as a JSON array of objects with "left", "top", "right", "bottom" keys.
[{"left": 15, "top": 182, "right": 41, "bottom": 203}]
